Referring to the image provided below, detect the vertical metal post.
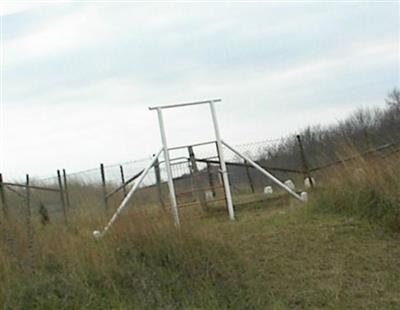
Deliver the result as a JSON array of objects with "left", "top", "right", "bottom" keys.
[
  {"left": 25, "top": 174, "right": 35, "bottom": 272},
  {"left": 26, "top": 174, "right": 31, "bottom": 218},
  {"left": 0, "top": 174, "right": 17, "bottom": 261},
  {"left": 244, "top": 160, "right": 255, "bottom": 193},
  {"left": 119, "top": 165, "right": 127, "bottom": 197},
  {"left": 154, "top": 155, "right": 165, "bottom": 209},
  {"left": 188, "top": 146, "right": 207, "bottom": 211},
  {"left": 296, "top": 135, "right": 314, "bottom": 188},
  {"left": 57, "top": 170, "right": 67, "bottom": 222},
  {"left": 0, "top": 173, "right": 8, "bottom": 218},
  {"left": 100, "top": 163, "right": 109, "bottom": 209},
  {"left": 209, "top": 101, "right": 235, "bottom": 220},
  {"left": 156, "top": 108, "right": 180, "bottom": 226},
  {"left": 62, "top": 169, "right": 71, "bottom": 208}
]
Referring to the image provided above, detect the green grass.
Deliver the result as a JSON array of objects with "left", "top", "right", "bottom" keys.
[{"left": 1, "top": 200, "right": 399, "bottom": 309}]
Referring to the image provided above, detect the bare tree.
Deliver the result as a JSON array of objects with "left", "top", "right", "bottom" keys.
[{"left": 385, "top": 88, "right": 400, "bottom": 108}]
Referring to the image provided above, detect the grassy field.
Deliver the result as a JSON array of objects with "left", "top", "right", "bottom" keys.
[
  {"left": 1, "top": 198, "right": 399, "bottom": 309},
  {"left": 1, "top": 150, "right": 400, "bottom": 309}
]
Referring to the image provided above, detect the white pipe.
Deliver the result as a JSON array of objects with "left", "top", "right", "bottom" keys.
[
  {"left": 221, "top": 140, "right": 305, "bottom": 201},
  {"left": 168, "top": 140, "right": 216, "bottom": 151},
  {"left": 157, "top": 108, "right": 180, "bottom": 226},
  {"left": 93, "top": 149, "right": 163, "bottom": 239},
  {"left": 149, "top": 99, "right": 221, "bottom": 111},
  {"left": 209, "top": 102, "right": 235, "bottom": 220},
  {"left": 158, "top": 156, "right": 188, "bottom": 164}
]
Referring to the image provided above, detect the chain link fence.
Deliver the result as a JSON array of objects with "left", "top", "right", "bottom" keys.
[{"left": 4, "top": 134, "right": 399, "bottom": 224}]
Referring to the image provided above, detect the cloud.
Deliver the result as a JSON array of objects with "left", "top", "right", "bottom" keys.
[
  {"left": 4, "top": 6, "right": 104, "bottom": 66},
  {"left": 0, "top": 2, "right": 39, "bottom": 16},
  {"left": 1, "top": 2, "right": 399, "bottom": 178},
  {"left": 1, "top": 98, "right": 160, "bottom": 178}
]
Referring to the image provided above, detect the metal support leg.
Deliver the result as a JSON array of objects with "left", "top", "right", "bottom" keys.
[
  {"left": 156, "top": 108, "right": 180, "bottom": 226},
  {"left": 209, "top": 102, "right": 235, "bottom": 220}
]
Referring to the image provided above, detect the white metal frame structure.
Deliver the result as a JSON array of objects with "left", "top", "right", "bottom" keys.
[
  {"left": 149, "top": 99, "right": 235, "bottom": 223},
  {"left": 94, "top": 98, "right": 305, "bottom": 239}
]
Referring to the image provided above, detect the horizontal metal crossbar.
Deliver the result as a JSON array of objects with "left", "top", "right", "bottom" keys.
[
  {"left": 177, "top": 201, "right": 199, "bottom": 208},
  {"left": 195, "top": 158, "right": 304, "bottom": 174},
  {"left": 1, "top": 182, "right": 60, "bottom": 192},
  {"left": 5, "top": 185, "right": 27, "bottom": 200},
  {"left": 158, "top": 156, "right": 189, "bottom": 163},
  {"left": 176, "top": 184, "right": 224, "bottom": 197},
  {"left": 149, "top": 99, "right": 221, "bottom": 111},
  {"left": 168, "top": 140, "right": 216, "bottom": 151},
  {"left": 177, "top": 197, "right": 226, "bottom": 209}
]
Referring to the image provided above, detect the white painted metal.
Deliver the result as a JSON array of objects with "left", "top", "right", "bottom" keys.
[
  {"left": 205, "top": 190, "right": 214, "bottom": 201},
  {"left": 150, "top": 98, "right": 235, "bottom": 221},
  {"left": 210, "top": 102, "right": 235, "bottom": 220},
  {"left": 93, "top": 149, "right": 163, "bottom": 239},
  {"left": 304, "top": 177, "right": 316, "bottom": 189},
  {"left": 263, "top": 186, "right": 273, "bottom": 195},
  {"left": 149, "top": 99, "right": 221, "bottom": 111},
  {"left": 158, "top": 156, "right": 188, "bottom": 164},
  {"left": 284, "top": 179, "right": 296, "bottom": 190},
  {"left": 300, "top": 192, "right": 308, "bottom": 202},
  {"left": 156, "top": 108, "right": 180, "bottom": 226},
  {"left": 168, "top": 140, "right": 216, "bottom": 151},
  {"left": 221, "top": 140, "right": 304, "bottom": 201}
]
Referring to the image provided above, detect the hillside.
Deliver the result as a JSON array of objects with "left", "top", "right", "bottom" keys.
[
  {"left": 1, "top": 199, "right": 399, "bottom": 309},
  {"left": 1, "top": 91, "right": 400, "bottom": 309}
]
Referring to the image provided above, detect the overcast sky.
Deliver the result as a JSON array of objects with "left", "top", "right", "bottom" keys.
[{"left": 0, "top": 1, "right": 399, "bottom": 179}]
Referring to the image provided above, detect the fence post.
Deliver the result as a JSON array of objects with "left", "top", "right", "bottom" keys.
[
  {"left": 206, "top": 162, "right": 216, "bottom": 198},
  {"left": 100, "top": 164, "right": 109, "bottom": 209},
  {"left": 26, "top": 174, "right": 31, "bottom": 217},
  {"left": 188, "top": 146, "right": 207, "bottom": 211},
  {"left": 244, "top": 160, "right": 255, "bottom": 193},
  {"left": 0, "top": 173, "right": 9, "bottom": 218},
  {"left": 62, "top": 169, "right": 71, "bottom": 208},
  {"left": 57, "top": 170, "right": 67, "bottom": 222},
  {"left": 25, "top": 174, "right": 35, "bottom": 272},
  {"left": 296, "top": 135, "right": 314, "bottom": 188},
  {"left": 154, "top": 156, "right": 165, "bottom": 209},
  {"left": 119, "top": 165, "right": 127, "bottom": 197},
  {"left": 0, "top": 174, "right": 18, "bottom": 262}
]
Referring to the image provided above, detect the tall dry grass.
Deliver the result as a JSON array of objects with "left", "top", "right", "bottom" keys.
[
  {"left": 0, "top": 202, "right": 254, "bottom": 309},
  {"left": 1, "top": 145, "right": 400, "bottom": 308},
  {"left": 310, "top": 147, "right": 400, "bottom": 231}
]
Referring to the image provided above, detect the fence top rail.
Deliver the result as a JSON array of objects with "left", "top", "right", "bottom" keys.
[
  {"left": 5, "top": 185, "right": 27, "bottom": 199},
  {"left": 149, "top": 99, "right": 221, "bottom": 111},
  {"left": 1, "top": 182, "right": 60, "bottom": 192}
]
